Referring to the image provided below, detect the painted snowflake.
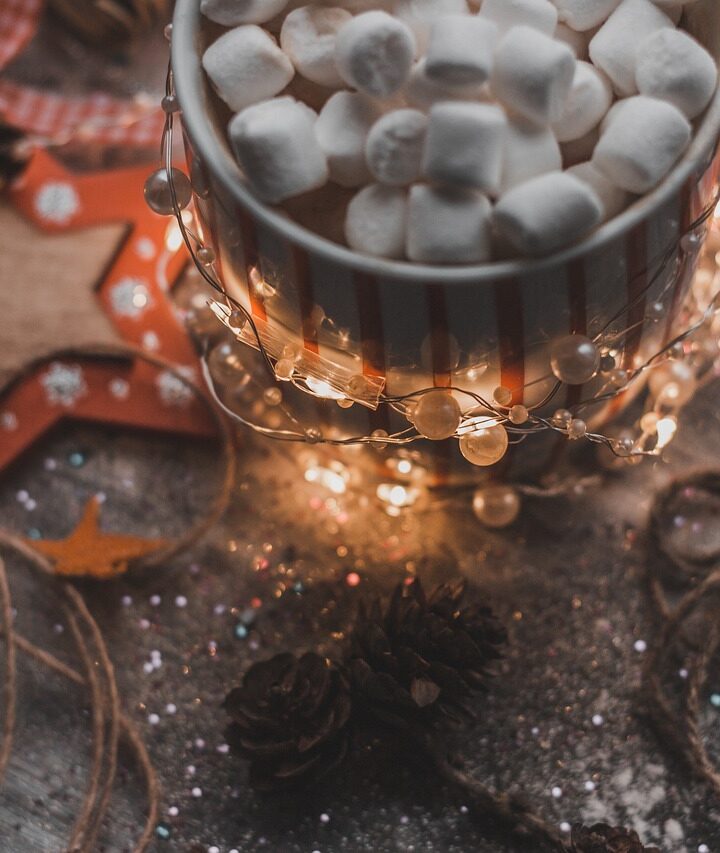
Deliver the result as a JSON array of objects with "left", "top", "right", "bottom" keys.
[
  {"left": 108, "top": 378, "right": 130, "bottom": 400},
  {"left": 142, "top": 330, "right": 160, "bottom": 352},
  {"left": 33, "top": 181, "right": 81, "bottom": 225},
  {"left": 1, "top": 412, "right": 18, "bottom": 431},
  {"left": 155, "top": 367, "right": 195, "bottom": 408},
  {"left": 109, "top": 277, "right": 153, "bottom": 318},
  {"left": 40, "top": 362, "right": 88, "bottom": 408}
]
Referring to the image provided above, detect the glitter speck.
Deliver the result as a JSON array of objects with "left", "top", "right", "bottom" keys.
[
  {"left": 191, "top": 787, "right": 202, "bottom": 798},
  {"left": 320, "top": 813, "right": 330, "bottom": 824},
  {"left": 592, "top": 714, "right": 604, "bottom": 726},
  {"left": 122, "top": 595, "right": 132, "bottom": 607},
  {"left": 143, "top": 662, "right": 154, "bottom": 674},
  {"left": 209, "top": 847, "right": 220, "bottom": 853},
  {"left": 148, "top": 713, "right": 160, "bottom": 725},
  {"left": 634, "top": 639, "right": 648, "bottom": 653},
  {"left": 150, "top": 595, "right": 161, "bottom": 607},
  {"left": 679, "top": 668, "right": 689, "bottom": 679},
  {"left": 155, "top": 822, "right": 171, "bottom": 841},
  {"left": 459, "top": 806, "right": 469, "bottom": 814},
  {"left": 710, "top": 694, "right": 720, "bottom": 708},
  {"left": 175, "top": 595, "right": 188, "bottom": 608},
  {"left": 560, "top": 822, "right": 571, "bottom": 834},
  {"left": 68, "top": 451, "right": 86, "bottom": 468},
  {"left": 166, "top": 703, "right": 177, "bottom": 715},
  {"left": 551, "top": 786, "right": 563, "bottom": 799},
  {"left": 584, "top": 780, "right": 596, "bottom": 792},
  {"left": 346, "top": 571, "right": 361, "bottom": 587},
  {"left": 168, "top": 806, "right": 179, "bottom": 817},
  {"left": 698, "top": 846, "right": 710, "bottom": 853}
]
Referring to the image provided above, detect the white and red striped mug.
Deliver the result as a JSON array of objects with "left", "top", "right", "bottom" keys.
[{"left": 172, "top": 0, "right": 720, "bottom": 483}]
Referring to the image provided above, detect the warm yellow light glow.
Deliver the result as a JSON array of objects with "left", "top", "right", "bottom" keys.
[
  {"left": 306, "top": 376, "right": 345, "bottom": 400},
  {"left": 456, "top": 414, "right": 499, "bottom": 437},
  {"left": 656, "top": 416, "right": 678, "bottom": 450},
  {"left": 397, "top": 459, "right": 412, "bottom": 475},
  {"left": 304, "top": 465, "right": 348, "bottom": 494},
  {"left": 165, "top": 221, "right": 183, "bottom": 251},
  {"left": 376, "top": 483, "right": 420, "bottom": 510}
]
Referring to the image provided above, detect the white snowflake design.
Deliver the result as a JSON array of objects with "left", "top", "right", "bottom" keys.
[
  {"left": 33, "top": 182, "right": 81, "bottom": 225},
  {"left": 155, "top": 367, "right": 195, "bottom": 408},
  {"left": 108, "top": 378, "right": 130, "bottom": 400},
  {"left": 40, "top": 362, "right": 88, "bottom": 408},
  {"left": 142, "top": 330, "right": 161, "bottom": 352},
  {"left": 109, "top": 277, "right": 153, "bottom": 318},
  {"left": 1, "top": 412, "right": 18, "bottom": 431}
]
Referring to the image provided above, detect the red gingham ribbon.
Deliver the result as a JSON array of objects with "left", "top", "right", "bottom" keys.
[{"left": 0, "top": 0, "right": 164, "bottom": 149}]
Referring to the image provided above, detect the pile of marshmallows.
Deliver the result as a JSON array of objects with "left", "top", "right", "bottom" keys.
[{"left": 201, "top": 0, "right": 718, "bottom": 264}]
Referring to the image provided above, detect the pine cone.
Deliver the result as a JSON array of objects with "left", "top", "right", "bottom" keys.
[
  {"left": 224, "top": 652, "right": 352, "bottom": 791},
  {"left": 348, "top": 578, "right": 507, "bottom": 729},
  {"left": 570, "top": 824, "right": 660, "bottom": 853}
]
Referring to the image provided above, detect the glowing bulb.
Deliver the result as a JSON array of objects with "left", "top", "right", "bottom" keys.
[
  {"left": 656, "top": 416, "right": 678, "bottom": 450},
  {"left": 164, "top": 221, "right": 183, "bottom": 251},
  {"left": 397, "top": 459, "right": 412, "bottom": 475},
  {"left": 306, "top": 376, "right": 345, "bottom": 399}
]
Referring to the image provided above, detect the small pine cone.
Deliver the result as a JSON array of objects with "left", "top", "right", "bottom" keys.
[
  {"left": 224, "top": 652, "right": 352, "bottom": 791},
  {"left": 348, "top": 578, "right": 507, "bottom": 729},
  {"left": 570, "top": 824, "right": 660, "bottom": 853}
]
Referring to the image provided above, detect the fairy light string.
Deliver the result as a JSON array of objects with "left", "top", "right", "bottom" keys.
[{"left": 150, "top": 56, "right": 720, "bottom": 490}]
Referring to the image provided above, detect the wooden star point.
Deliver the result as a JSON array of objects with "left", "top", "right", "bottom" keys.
[{"left": 29, "top": 496, "right": 167, "bottom": 579}]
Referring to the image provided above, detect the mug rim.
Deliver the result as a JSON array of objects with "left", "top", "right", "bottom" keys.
[{"left": 172, "top": 0, "right": 720, "bottom": 286}]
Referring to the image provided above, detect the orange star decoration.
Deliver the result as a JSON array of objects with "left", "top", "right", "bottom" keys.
[{"left": 30, "top": 496, "right": 168, "bottom": 580}]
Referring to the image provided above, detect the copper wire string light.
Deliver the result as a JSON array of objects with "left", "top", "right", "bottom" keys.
[{"left": 149, "top": 60, "right": 720, "bottom": 479}]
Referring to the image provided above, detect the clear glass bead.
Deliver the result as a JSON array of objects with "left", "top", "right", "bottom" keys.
[
  {"left": 412, "top": 390, "right": 461, "bottom": 440},
  {"left": 144, "top": 167, "right": 192, "bottom": 215},
  {"left": 472, "top": 485, "right": 520, "bottom": 528},
  {"left": 459, "top": 423, "right": 509, "bottom": 466},
  {"left": 550, "top": 334, "right": 600, "bottom": 385}
]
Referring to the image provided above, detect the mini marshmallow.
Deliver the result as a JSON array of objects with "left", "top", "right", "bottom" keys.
[
  {"left": 424, "top": 15, "right": 498, "bottom": 86},
  {"left": 201, "top": 0, "right": 289, "bottom": 26},
  {"left": 280, "top": 6, "right": 352, "bottom": 88},
  {"left": 479, "top": 0, "right": 558, "bottom": 37},
  {"left": 228, "top": 97, "right": 328, "bottom": 203},
  {"left": 394, "top": 0, "right": 470, "bottom": 52},
  {"left": 404, "top": 59, "right": 487, "bottom": 109},
  {"left": 365, "top": 109, "right": 428, "bottom": 186},
  {"left": 407, "top": 185, "right": 492, "bottom": 263},
  {"left": 593, "top": 95, "right": 691, "bottom": 193},
  {"left": 552, "top": 60, "right": 613, "bottom": 142},
  {"left": 202, "top": 26, "right": 294, "bottom": 112},
  {"left": 551, "top": 0, "right": 621, "bottom": 31},
  {"left": 491, "top": 26, "right": 576, "bottom": 125},
  {"left": 493, "top": 172, "right": 603, "bottom": 255},
  {"left": 315, "top": 91, "right": 382, "bottom": 186},
  {"left": 567, "top": 161, "right": 630, "bottom": 220},
  {"left": 589, "top": 0, "right": 674, "bottom": 96},
  {"left": 499, "top": 115, "right": 562, "bottom": 194},
  {"left": 422, "top": 102, "right": 507, "bottom": 193},
  {"left": 345, "top": 184, "right": 408, "bottom": 258},
  {"left": 555, "top": 23, "right": 590, "bottom": 59},
  {"left": 635, "top": 28, "right": 717, "bottom": 119},
  {"left": 334, "top": 11, "right": 416, "bottom": 97}
]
